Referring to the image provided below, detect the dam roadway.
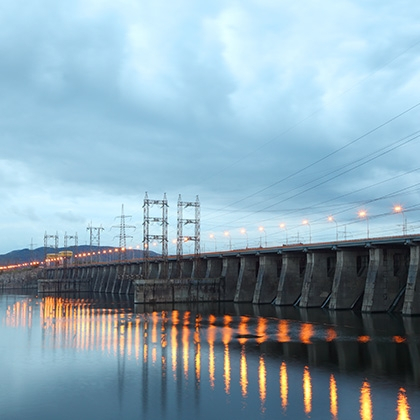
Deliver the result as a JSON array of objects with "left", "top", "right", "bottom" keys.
[{"left": 39, "top": 233, "right": 420, "bottom": 315}]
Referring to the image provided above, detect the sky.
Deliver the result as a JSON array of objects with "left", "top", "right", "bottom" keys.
[{"left": 1, "top": 0, "right": 420, "bottom": 255}]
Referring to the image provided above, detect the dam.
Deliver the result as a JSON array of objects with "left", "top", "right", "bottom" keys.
[{"left": 38, "top": 234, "right": 420, "bottom": 315}]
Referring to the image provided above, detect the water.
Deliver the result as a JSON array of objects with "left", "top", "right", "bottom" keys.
[{"left": 1, "top": 293, "right": 420, "bottom": 420}]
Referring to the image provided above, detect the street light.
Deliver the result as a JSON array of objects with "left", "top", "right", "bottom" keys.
[
  {"left": 224, "top": 231, "right": 231, "bottom": 250},
  {"left": 327, "top": 216, "right": 338, "bottom": 241},
  {"left": 279, "top": 223, "right": 288, "bottom": 245},
  {"left": 393, "top": 205, "right": 407, "bottom": 235},
  {"left": 209, "top": 233, "right": 217, "bottom": 251},
  {"left": 358, "top": 210, "right": 369, "bottom": 239},
  {"left": 240, "top": 228, "right": 249, "bottom": 248},
  {"left": 258, "top": 226, "right": 267, "bottom": 247},
  {"left": 302, "top": 219, "right": 311, "bottom": 243}
]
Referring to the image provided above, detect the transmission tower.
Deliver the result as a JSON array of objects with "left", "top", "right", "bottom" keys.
[
  {"left": 64, "top": 232, "right": 78, "bottom": 253},
  {"left": 28, "top": 238, "right": 37, "bottom": 262},
  {"left": 143, "top": 192, "right": 169, "bottom": 259},
  {"left": 44, "top": 231, "right": 59, "bottom": 259},
  {"left": 86, "top": 224, "right": 104, "bottom": 248},
  {"left": 177, "top": 194, "right": 200, "bottom": 257},
  {"left": 112, "top": 204, "right": 136, "bottom": 249}
]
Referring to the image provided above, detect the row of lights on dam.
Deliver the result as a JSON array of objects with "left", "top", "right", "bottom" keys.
[{"left": 208, "top": 205, "right": 408, "bottom": 250}]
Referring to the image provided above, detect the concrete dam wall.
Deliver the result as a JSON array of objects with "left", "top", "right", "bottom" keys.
[{"left": 36, "top": 235, "right": 420, "bottom": 315}]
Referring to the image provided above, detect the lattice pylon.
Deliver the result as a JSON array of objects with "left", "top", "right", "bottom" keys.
[
  {"left": 143, "top": 192, "right": 169, "bottom": 260},
  {"left": 177, "top": 194, "right": 200, "bottom": 257}
]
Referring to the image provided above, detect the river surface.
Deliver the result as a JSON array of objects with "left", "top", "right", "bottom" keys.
[{"left": 1, "top": 292, "right": 420, "bottom": 420}]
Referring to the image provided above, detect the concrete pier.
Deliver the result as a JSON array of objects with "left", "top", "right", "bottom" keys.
[
  {"left": 275, "top": 253, "right": 306, "bottom": 305},
  {"left": 252, "top": 254, "right": 281, "bottom": 304},
  {"left": 329, "top": 249, "right": 369, "bottom": 309},
  {"left": 299, "top": 251, "right": 336, "bottom": 308},
  {"left": 234, "top": 256, "right": 258, "bottom": 302},
  {"left": 402, "top": 245, "right": 420, "bottom": 315},
  {"left": 362, "top": 246, "right": 409, "bottom": 312}
]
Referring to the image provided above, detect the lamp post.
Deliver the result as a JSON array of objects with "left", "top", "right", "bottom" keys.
[
  {"left": 358, "top": 210, "right": 369, "bottom": 239},
  {"left": 224, "top": 231, "right": 231, "bottom": 250},
  {"left": 328, "top": 216, "right": 338, "bottom": 241},
  {"left": 302, "top": 219, "right": 311, "bottom": 243},
  {"left": 209, "top": 234, "right": 217, "bottom": 251},
  {"left": 240, "top": 228, "right": 249, "bottom": 248},
  {"left": 393, "top": 205, "right": 407, "bottom": 235},
  {"left": 279, "top": 223, "right": 288, "bottom": 245},
  {"left": 258, "top": 226, "right": 267, "bottom": 247}
]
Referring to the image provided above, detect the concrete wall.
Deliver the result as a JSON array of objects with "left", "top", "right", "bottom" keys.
[
  {"left": 362, "top": 247, "right": 409, "bottom": 312},
  {"left": 234, "top": 256, "right": 258, "bottom": 302},
  {"left": 402, "top": 245, "right": 420, "bottom": 315},
  {"left": 252, "top": 255, "right": 281, "bottom": 304},
  {"left": 32, "top": 239, "right": 420, "bottom": 313},
  {"left": 38, "top": 278, "right": 91, "bottom": 293},
  {"left": 299, "top": 251, "right": 336, "bottom": 308},
  {"left": 133, "top": 278, "right": 223, "bottom": 303},
  {"left": 221, "top": 257, "right": 240, "bottom": 301},
  {"left": 275, "top": 253, "right": 306, "bottom": 305},
  {"left": 329, "top": 249, "right": 369, "bottom": 309}
]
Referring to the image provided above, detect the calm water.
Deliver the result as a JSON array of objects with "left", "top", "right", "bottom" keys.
[{"left": 1, "top": 293, "right": 420, "bottom": 420}]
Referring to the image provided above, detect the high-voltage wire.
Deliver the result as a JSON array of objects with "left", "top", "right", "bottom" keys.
[
  {"left": 252, "top": 131, "right": 420, "bottom": 215},
  {"left": 201, "top": 36, "right": 420, "bottom": 212},
  {"left": 205, "top": 126, "right": 420, "bottom": 230},
  {"left": 205, "top": 102, "right": 420, "bottom": 225}
]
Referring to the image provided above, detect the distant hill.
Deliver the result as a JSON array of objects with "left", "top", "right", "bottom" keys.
[{"left": 0, "top": 246, "right": 159, "bottom": 266}]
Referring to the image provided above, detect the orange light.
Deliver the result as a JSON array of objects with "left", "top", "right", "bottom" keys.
[
  {"left": 300, "top": 323, "right": 313, "bottom": 344},
  {"left": 326, "top": 328, "right": 337, "bottom": 342},
  {"left": 240, "top": 346, "right": 248, "bottom": 398},
  {"left": 303, "top": 366, "right": 312, "bottom": 415},
  {"left": 397, "top": 387, "right": 411, "bottom": 420},
  {"left": 360, "top": 380, "right": 372, "bottom": 420},
  {"left": 277, "top": 319, "right": 290, "bottom": 343},
  {"left": 330, "top": 374, "right": 338, "bottom": 419},
  {"left": 280, "top": 362, "right": 288, "bottom": 412},
  {"left": 259, "top": 355, "right": 267, "bottom": 412}
]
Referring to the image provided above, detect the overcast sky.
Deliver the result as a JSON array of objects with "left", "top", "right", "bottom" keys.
[{"left": 1, "top": 0, "right": 420, "bottom": 255}]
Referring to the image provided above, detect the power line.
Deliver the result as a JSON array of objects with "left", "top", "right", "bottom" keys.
[{"left": 204, "top": 101, "right": 420, "bottom": 225}]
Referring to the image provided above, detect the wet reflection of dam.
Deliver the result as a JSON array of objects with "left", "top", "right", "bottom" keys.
[{"left": 3, "top": 296, "right": 419, "bottom": 419}]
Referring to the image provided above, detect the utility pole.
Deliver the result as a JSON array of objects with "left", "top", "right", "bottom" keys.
[
  {"left": 64, "top": 232, "right": 78, "bottom": 250},
  {"left": 87, "top": 224, "right": 104, "bottom": 248},
  {"left": 177, "top": 194, "right": 200, "bottom": 258},
  {"left": 143, "top": 193, "right": 169, "bottom": 258},
  {"left": 44, "top": 231, "right": 59, "bottom": 260},
  {"left": 28, "top": 238, "right": 37, "bottom": 263},
  {"left": 64, "top": 232, "right": 78, "bottom": 265},
  {"left": 86, "top": 224, "right": 104, "bottom": 262},
  {"left": 143, "top": 192, "right": 169, "bottom": 278},
  {"left": 112, "top": 204, "right": 136, "bottom": 259}
]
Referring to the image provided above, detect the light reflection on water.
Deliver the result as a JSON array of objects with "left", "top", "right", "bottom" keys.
[{"left": 0, "top": 294, "right": 419, "bottom": 420}]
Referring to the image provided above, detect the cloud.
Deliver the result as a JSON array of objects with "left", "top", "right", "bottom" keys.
[{"left": 0, "top": 0, "right": 420, "bottom": 253}]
